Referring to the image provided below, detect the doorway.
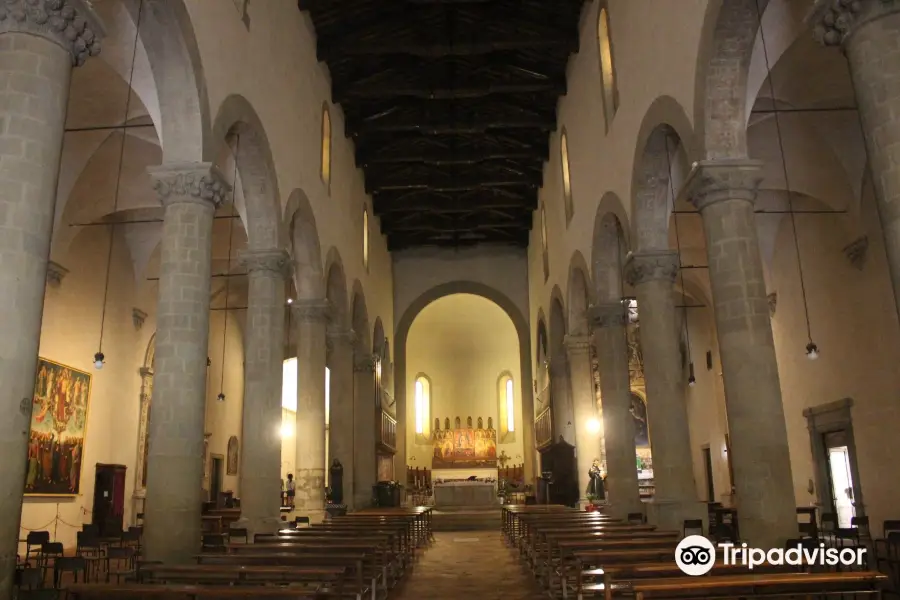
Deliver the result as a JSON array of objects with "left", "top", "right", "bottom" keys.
[
  {"left": 824, "top": 431, "right": 856, "bottom": 528},
  {"left": 702, "top": 446, "right": 715, "bottom": 502},
  {"left": 211, "top": 455, "right": 224, "bottom": 505}
]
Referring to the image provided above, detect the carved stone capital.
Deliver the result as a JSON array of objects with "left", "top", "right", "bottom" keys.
[
  {"left": 588, "top": 302, "right": 627, "bottom": 329},
  {"left": 563, "top": 335, "right": 592, "bottom": 355},
  {"left": 0, "top": 0, "right": 104, "bottom": 66},
  {"left": 238, "top": 248, "right": 292, "bottom": 277},
  {"left": 843, "top": 235, "right": 869, "bottom": 270},
  {"left": 45, "top": 260, "right": 68, "bottom": 287},
  {"left": 809, "top": 0, "right": 899, "bottom": 47},
  {"left": 682, "top": 159, "right": 764, "bottom": 212},
  {"left": 326, "top": 329, "right": 355, "bottom": 354},
  {"left": 148, "top": 162, "right": 230, "bottom": 209},
  {"left": 132, "top": 308, "right": 147, "bottom": 330},
  {"left": 623, "top": 250, "right": 679, "bottom": 286},
  {"left": 291, "top": 299, "right": 331, "bottom": 323},
  {"left": 354, "top": 353, "right": 376, "bottom": 373}
]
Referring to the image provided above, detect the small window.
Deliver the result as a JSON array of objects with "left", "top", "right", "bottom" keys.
[
  {"left": 321, "top": 104, "right": 332, "bottom": 188},
  {"left": 414, "top": 374, "right": 432, "bottom": 442},
  {"left": 560, "top": 129, "right": 573, "bottom": 224},
  {"left": 363, "top": 206, "right": 369, "bottom": 272},
  {"left": 540, "top": 203, "right": 550, "bottom": 281},
  {"left": 498, "top": 372, "right": 516, "bottom": 443},
  {"left": 598, "top": 7, "right": 618, "bottom": 130}
]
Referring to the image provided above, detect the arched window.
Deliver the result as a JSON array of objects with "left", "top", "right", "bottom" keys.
[
  {"left": 414, "top": 374, "right": 432, "bottom": 443},
  {"left": 597, "top": 7, "right": 618, "bottom": 130},
  {"left": 540, "top": 203, "right": 550, "bottom": 281},
  {"left": 560, "top": 128, "right": 573, "bottom": 224},
  {"left": 363, "top": 206, "right": 369, "bottom": 272},
  {"left": 498, "top": 372, "right": 516, "bottom": 443},
  {"left": 321, "top": 104, "right": 332, "bottom": 188}
]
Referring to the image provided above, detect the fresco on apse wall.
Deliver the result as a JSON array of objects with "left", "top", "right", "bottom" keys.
[
  {"left": 26, "top": 358, "right": 92, "bottom": 496},
  {"left": 227, "top": 436, "right": 239, "bottom": 475},
  {"left": 432, "top": 416, "right": 498, "bottom": 468},
  {"left": 630, "top": 393, "right": 650, "bottom": 449}
]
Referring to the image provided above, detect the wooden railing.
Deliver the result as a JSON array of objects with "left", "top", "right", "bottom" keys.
[
  {"left": 379, "top": 409, "right": 397, "bottom": 453},
  {"left": 536, "top": 383, "right": 551, "bottom": 406},
  {"left": 535, "top": 406, "right": 553, "bottom": 449}
]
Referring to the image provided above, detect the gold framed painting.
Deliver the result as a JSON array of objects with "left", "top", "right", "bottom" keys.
[{"left": 25, "top": 358, "right": 92, "bottom": 496}]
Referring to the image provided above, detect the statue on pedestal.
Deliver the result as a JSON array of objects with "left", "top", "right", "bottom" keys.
[
  {"left": 587, "top": 459, "right": 605, "bottom": 500},
  {"left": 328, "top": 459, "right": 344, "bottom": 505}
]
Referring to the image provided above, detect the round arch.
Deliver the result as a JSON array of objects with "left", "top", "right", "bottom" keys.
[
  {"left": 394, "top": 281, "right": 536, "bottom": 479},
  {"left": 591, "top": 200, "right": 631, "bottom": 304},
  {"left": 324, "top": 247, "right": 349, "bottom": 333},
  {"left": 350, "top": 280, "right": 371, "bottom": 355},
  {"left": 566, "top": 251, "right": 593, "bottom": 337},
  {"left": 285, "top": 189, "right": 324, "bottom": 300}
]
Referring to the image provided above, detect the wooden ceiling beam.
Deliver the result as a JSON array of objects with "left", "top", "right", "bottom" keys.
[
  {"left": 359, "top": 149, "right": 543, "bottom": 166},
  {"left": 367, "top": 176, "right": 539, "bottom": 194},
  {"left": 348, "top": 115, "right": 553, "bottom": 136},
  {"left": 320, "top": 36, "right": 574, "bottom": 60},
  {"left": 334, "top": 80, "right": 565, "bottom": 102}
]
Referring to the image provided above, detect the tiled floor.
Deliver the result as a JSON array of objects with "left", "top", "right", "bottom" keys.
[{"left": 393, "top": 531, "right": 546, "bottom": 599}]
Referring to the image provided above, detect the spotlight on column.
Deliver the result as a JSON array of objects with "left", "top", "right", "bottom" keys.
[
  {"left": 93, "top": 352, "right": 105, "bottom": 370},
  {"left": 688, "top": 363, "right": 696, "bottom": 387},
  {"left": 217, "top": 392, "right": 226, "bottom": 402},
  {"left": 805, "top": 342, "right": 819, "bottom": 360},
  {"left": 287, "top": 297, "right": 293, "bottom": 304},
  {"left": 586, "top": 418, "right": 601, "bottom": 434}
]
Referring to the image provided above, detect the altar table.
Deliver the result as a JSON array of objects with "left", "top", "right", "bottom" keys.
[{"left": 433, "top": 481, "right": 497, "bottom": 507}]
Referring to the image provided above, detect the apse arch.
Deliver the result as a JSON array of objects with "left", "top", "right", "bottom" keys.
[
  {"left": 395, "top": 281, "right": 536, "bottom": 477},
  {"left": 285, "top": 189, "right": 324, "bottom": 300},
  {"left": 212, "top": 94, "right": 284, "bottom": 251}
]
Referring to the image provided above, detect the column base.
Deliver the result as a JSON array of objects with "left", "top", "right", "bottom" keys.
[
  {"left": 603, "top": 500, "right": 646, "bottom": 521},
  {"left": 232, "top": 516, "right": 282, "bottom": 538},
  {"left": 645, "top": 498, "right": 708, "bottom": 534}
]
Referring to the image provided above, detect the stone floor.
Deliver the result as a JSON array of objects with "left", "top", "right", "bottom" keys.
[{"left": 393, "top": 531, "right": 546, "bottom": 599}]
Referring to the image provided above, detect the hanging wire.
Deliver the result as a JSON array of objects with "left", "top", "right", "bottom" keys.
[
  {"left": 94, "top": 0, "right": 144, "bottom": 368},
  {"left": 664, "top": 135, "right": 696, "bottom": 386},
  {"left": 753, "top": 0, "right": 818, "bottom": 358},
  {"left": 218, "top": 135, "right": 240, "bottom": 401}
]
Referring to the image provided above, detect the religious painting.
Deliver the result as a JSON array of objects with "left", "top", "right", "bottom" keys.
[
  {"left": 226, "top": 436, "right": 239, "bottom": 475},
  {"left": 25, "top": 358, "right": 92, "bottom": 496},
  {"left": 432, "top": 416, "right": 497, "bottom": 468},
  {"left": 630, "top": 393, "right": 650, "bottom": 448}
]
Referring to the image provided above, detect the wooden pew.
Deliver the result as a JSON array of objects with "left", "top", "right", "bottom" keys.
[
  {"left": 68, "top": 583, "right": 323, "bottom": 598},
  {"left": 140, "top": 564, "right": 345, "bottom": 595},
  {"left": 551, "top": 538, "right": 677, "bottom": 596}
]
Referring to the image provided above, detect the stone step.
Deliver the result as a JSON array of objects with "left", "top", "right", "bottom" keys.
[{"left": 432, "top": 507, "right": 502, "bottom": 531}]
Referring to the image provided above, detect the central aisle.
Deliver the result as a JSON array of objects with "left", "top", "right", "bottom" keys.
[{"left": 394, "top": 531, "right": 546, "bottom": 599}]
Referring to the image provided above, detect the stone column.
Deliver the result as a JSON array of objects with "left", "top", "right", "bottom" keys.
[
  {"left": 812, "top": 0, "right": 900, "bottom": 315},
  {"left": 684, "top": 160, "right": 796, "bottom": 547},
  {"left": 353, "top": 353, "right": 377, "bottom": 507},
  {"left": 624, "top": 251, "right": 705, "bottom": 530},
  {"left": 565, "top": 335, "right": 601, "bottom": 501},
  {"left": 234, "top": 249, "right": 290, "bottom": 536},
  {"left": 0, "top": 3, "right": 102, "bottom": 593},
  {"left": 292, "top": 300, "right": 330, "bottom": 522},
  {"left": 589, "top": 303, "right": 642, "bottom": 516},
  {"left": 549, "top": 356, "right": 575, "bottom": 445},
  {"left": 328, "top": 330, "right": 356, "bottom": 508},
  {"left": 143, "top": 163, "right": 229, "bottom": 563}
]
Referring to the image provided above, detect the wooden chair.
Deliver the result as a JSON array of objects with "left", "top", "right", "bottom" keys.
[
  {"left": 53, "top": 556, "right": 87, "bottom": 589},
  {"left": 104, "top": 546, "right": 135, "bottom": 584},
  {"left": 24, "top": 531, "right": 49, "bottom": 566},
  {"left": 39, "top": 542, "right": 64, "bottom": 584}
]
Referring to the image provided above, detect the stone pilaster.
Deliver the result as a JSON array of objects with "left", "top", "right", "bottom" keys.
[
  {"left": 624, "top": 251, "right": 705, "bottom": 531},
  {"left": 564, "top": 335, "right": 600, "bottom": 501},
  {"left": 134, "top": 367, "right": 154, "bottom": 498},
  {"left": 0, "top": 4, "right": 103, "bottom": 593},
  {"left": 327, "top": 330, "right": 356, "bottom": 508},
  {"left": 143, "top": 163, "right": 229, "bottom": 564},
  {"left": 589, "top": 303, "right": 642, "bottom": 517},
  {"left": 292, "top": 300, "right": 330, "bottom": 521},
  {"left": 234, "top": 249, "right": 291, "bottom": 537},
  {"left": 353, "top": 353, "right": 377, "bottom": 508},
  {"left": 684, "top": 159, "right": 796, "bottom": 547},
  {"left": 811, "top": 0, "right": 900, "bottom": 322}
]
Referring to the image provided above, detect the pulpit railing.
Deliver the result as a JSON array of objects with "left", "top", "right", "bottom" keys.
[
  {"left": 379, "top": 409, "right": 397, "bottom": 452},
  {"left": 535, "top": 406, "right": 553, "bottom": 449}
]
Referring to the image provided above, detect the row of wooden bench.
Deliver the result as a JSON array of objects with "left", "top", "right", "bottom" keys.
[
  {"left": 62, "top": 507, "right": 433, "bottom": 599},
  {"left": 502, "top": 504, "right": 888, "bottom": 599}
]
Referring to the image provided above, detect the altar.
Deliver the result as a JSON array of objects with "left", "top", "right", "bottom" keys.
[{"left": 433, "top": 480, "right": 498, "bottom": 507}]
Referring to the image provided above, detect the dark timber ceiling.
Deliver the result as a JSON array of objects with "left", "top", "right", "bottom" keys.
[{"left": 298, "top": 0, "right": 585, "bottom": 250}]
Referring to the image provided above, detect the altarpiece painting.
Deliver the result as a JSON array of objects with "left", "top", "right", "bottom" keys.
[
  {"left": 432, "top": 416, "right": 498, "bottom": 468},
  {"left": 26, "top": 358, "right": 92, "bottom": 495}
]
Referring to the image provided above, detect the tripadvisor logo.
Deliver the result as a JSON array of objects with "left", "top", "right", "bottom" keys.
[{"left": 675, "top": 536, "right": 867, "bottom": 576}]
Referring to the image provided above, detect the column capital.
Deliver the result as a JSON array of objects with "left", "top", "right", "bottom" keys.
[
  {"left": 624, "top": 250, "right": 679, "bottom": 286},
  {"left": 238, "top": 248, "right": 292, "bottom": 277},
  {"left": 0, "top": 0, "right": 104, "bottom": 66},
  {"left": 809, "top": 0, "right": 900, "bottom": 47},
  {"left": 682, "top": 159, "right": 764, "bottom": 212},
  {"left": 148, "top": 162, "right": 230, "bottom": 209},
  {"left": 326, "top": 329, "right": 356, "bottom": 352},
  {"left": 588, "top": 302, "right": 627, "bottom": 329},
  {"left": 563, "top": 335, "right": 592, "bottom": 355},
  {"left": 354, "top": 353, "right": 376, "bottom": 373},
  {"left": 291, "top": 299, "right": 331, "bottom": 323}
]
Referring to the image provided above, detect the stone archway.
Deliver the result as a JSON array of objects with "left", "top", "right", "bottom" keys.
[{"left": 395, "top": 281, "right": 536, "bottom": 484}]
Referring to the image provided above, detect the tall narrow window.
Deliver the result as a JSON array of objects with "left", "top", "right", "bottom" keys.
[
  {"left": 414, "top": 374, "right": 431, "bottom": 441},
  {"left": 363, "top": 207, "right": 369, "bottom": 272},
  {"left": 560, "top": 129, "right": 573, "bottom": 224},
  {"left": 325, "top": 366, "right": 331, "bottom": 481},
  {"left": 598, "top": 7, "right": 618, "bottom": 130},
  {"left": 540, "top": 203, "right": 550, "bottom": 281},
  {"left": 321, "top": 104, "right": 332, "bottom": 188},
  {"left": 498, "top": 372, "right": 516, "bottom": 443}
]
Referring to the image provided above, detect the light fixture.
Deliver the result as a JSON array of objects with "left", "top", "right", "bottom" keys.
[
  {"left": 806, "top": 342, "right": 819, "bottom": 360},
  {"left": 92, "top": 0, "right": 144, "bottom": 372},
  {"left": 280, "top": 422, "right": 294, "bottom": 438},
  {"left": 286, "top": 297, "right": 293, "bottom": 304},
  {"left": 217, "top": 392, "right": 226, "bottom": 402},
  {"left": 688, "top": 363, "right": 696, "bottom": 387},
  {"left": 214, "top": 134, "right": 240, "bottom": 404},
  {"left": 586, "top": 418, "right": 601, "bottom": 434}
]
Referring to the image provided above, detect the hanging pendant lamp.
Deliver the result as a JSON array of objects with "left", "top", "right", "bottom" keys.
[{"left": 217, "top": 134, "right": 240, "bottom": 402}]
